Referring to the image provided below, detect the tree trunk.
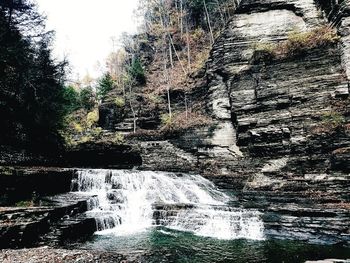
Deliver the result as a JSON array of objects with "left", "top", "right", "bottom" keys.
[
  {"left": 203, "top": 0, "right": 215, "bottom": 45},
  {"left": 169, "top": 43, "right": 174, "bottom": 68},
  {"left": 128, "top": 85, "right": 137, "bottom": 133},
  {"left": 186, "top": 21, "right": 191, "bottom": 72},
  {"left": 215, "top": 0, "right": 226, "bottom": 25},
  {"left": 180, "top": 0, "right": 183, "bottom": 36},
  {"left": 168, "top": 33, "right": 187, "bottom": 75},
  {"left": 185, "top": 93, "right": 188, "bottom": 120},
  {"left": 160, "top": 13, "right": 172, "bottom": 119}
]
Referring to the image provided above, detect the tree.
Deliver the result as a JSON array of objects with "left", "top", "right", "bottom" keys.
[
  {"left": 96, "top": 73, "right": 115, "bottom": 101},
  {"left": 128, "top": 58, "right": 146, "bottom": 85},
  {"left": 80, "top": 86, "right": 95, "bottom": 110},
  {"left": 0, "top": 1, "right": 68, "bottom": 150},
  {"left": 62, "top": 85, "right": 80, "bottom": 114}
]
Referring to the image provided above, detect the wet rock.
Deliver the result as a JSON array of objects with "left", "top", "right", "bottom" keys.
[
  {"left": 0, "top": 247, "right": 127, "bottom": 263},
  {"left": 0, "top": 167, "right": 74, "bottom": 206},
  {"left": 0, "top": 193, "right": 98, "bottom": 249},
  {"left": 106, "top": 190, "right": 125, "bottom": 203},
  {"left": 305, "top": 260, "right": 350, "bottom": 263}
]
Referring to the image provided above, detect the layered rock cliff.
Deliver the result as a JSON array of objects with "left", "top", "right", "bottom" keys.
[
  {"left": 120, "top": 0, "right": 350, "bottom": 244},
  {"left": 201, "top": 0, "right": 350, "bottom": 244}
]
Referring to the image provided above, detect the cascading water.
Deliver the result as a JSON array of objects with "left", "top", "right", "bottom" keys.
[{"left": 72, "top": 169, "right": 264, "bottom": 240}]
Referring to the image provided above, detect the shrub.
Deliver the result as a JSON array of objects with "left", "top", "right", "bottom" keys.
[
  {"left": 113, "top": 132, "right": 125, "bottom": 144},
  {"left": 81, "top": 136, "right": 93, "bottom": 143},
  {"left": 321, "top": 111, "right": 345, "bottom": 126},
  {"left": 190, "top": 28, "right": 206, "bottom": 45},
  {"left": 15, "top": 200, "right": 34, "bottom": 207},
  {"left": 86, "top": 110, "right": 99, "bottom": 128},
  {"left": 147, "top": 94, "right": 163, "bottom": 105},
  {"left": 92, "top": 127, "right": 103, "bottom": 138},
  {"left": 282, "top": 26, "right": 340, "bottom": 55},
  {"left": 254, "top": 26, "right": 340, "bottom": 60},
  {"left": 115, "top": 97, "right": 126, "bottom": 108},
  {"left": 253, "top": 42, "right": 275, "bottom": 53},
  {"left": 73, "top": 122, "right": 83, "bottom": 133},
  {"left": 311, "top": 111, "right": 345, "bottom": 134},
  {"left": 193, "top": 48, "right": 210, "bottom": 72},
  {"left": 161, "top": 111, "right": 212, "bottom": 132},
  {"left": 161, "top": 113, "right": 173, "bottom": 126}
]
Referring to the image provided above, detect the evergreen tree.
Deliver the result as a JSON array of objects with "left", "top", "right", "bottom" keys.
[
  {"left": 129, "top": 58, "right": 146, "bottom": 85},
  {"left": 62, "top": 85, "right": 80, "bottom": 114},
  {"left": 80, "top": 86, "right": 95, "bottom": 110},
  {"left": 97, "top": 73, "right": 114, "bottom": 100},
  {"left": 0, "top": 1, "right": 68, "bottom": 150}
]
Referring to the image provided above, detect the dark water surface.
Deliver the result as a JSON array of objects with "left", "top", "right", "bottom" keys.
[{"left": 77, "top": 227, "right": 350, "bottom": 263}]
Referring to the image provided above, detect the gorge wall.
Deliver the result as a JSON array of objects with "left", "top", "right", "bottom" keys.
[{"left": 127, "top": 0, "right": 350, "bottom": 244}]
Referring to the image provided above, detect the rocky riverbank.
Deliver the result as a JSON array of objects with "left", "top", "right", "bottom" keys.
[{"left": 0, "top": 247, "right": 127, "bottom": 263}]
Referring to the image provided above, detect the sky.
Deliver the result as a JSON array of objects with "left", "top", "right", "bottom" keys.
[{"left": 36, "top": 0, "right": 139, "bottom": 80}]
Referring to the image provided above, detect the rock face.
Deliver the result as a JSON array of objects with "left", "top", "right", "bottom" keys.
[
  {"left": 200, "top": 0, "right": 350, "bottom": 245},
  {"left": 316, "top": 0, "right": 350, "bottom": 78},
  {"left": 0, "top": 167, "right": 74, "bottom": 206},
  {"left": 119, "top": 0, "right": 350, "bottom": 245},
  {"left": 0, "top": 193, "right": 98, "bottom": 248}
]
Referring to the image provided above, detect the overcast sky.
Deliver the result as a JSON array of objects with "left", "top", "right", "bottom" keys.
[{"left": 36, "top": 0, "right": 139, "bottom": 80}]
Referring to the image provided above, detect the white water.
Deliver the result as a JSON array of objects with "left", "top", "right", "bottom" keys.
[{"left": 72, "top": 169, "right": 264, "bottom": 240}]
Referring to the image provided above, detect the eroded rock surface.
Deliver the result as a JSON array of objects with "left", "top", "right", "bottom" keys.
[
  {"left": 131, "top": 0, "right": 350, "bottom": 245},
  {"left": 199, "top": 0, "right": 350, "bottom": 245}
]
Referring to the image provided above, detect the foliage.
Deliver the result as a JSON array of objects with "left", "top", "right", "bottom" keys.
[
  {"left": 79, "top": 86, "right": 95, "bottom": 110},
  {"left": 61, "top": 109, "right": 103, "bottom": 147},
  {"left": 129, "top": 58, "right": 146, "bottom": 85},
  {"left": 73, "top": 122, "right": 84, "bottom": 133},
  {"left": 321, "top": 111, "right": 345, "bottom": 126},
  {"left": 161, "top": 111, "right": 212, "bottom": 132},
  {"left": 97, "top": 73, "right": 115, "bottom": 100},
  {"left": 254, "top": 26, "right": 340, "bottom": 60},
  {"left": 184, "top": 0, "right": 229, "bottom": 29},
  {"left": 115, "top": 97, "right": 126, "bottom": 108},
  {"left": 62, "top": 86, "right": 80, "bottom": 114},
  {"left": 91, "top": 127, "right": 103, "bottom": 138},
  {"left": 147, "top": 93, "right": 164, "bottom": 106},
  {"left": 193, "top": 47, "right": 210, "bottom": 71},
  {"left": 161, "top": 113, "right": 173, "bottom": 126},
  {"left": 113, "top": 132, "right": 125, "bottom": 144},
  {"left": 311, "top": 111, "right": 346, "bottom": 135},
  {"left": 15, "top": 200, "right": 34, "bottom": 207},
  {"left": 86, "top": 110, "right": 99, "bottom": 128},
  {"left": 0, "top": 2, "right": 68, "bottom": 150}
]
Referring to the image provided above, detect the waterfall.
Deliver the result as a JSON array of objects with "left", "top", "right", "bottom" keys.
[{"left": 72, "top": 169, "right": 264, "bottom": 240}]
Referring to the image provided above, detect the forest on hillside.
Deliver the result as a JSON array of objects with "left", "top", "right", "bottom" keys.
[{"left": 0, "top": 0, "right": 242, "bottom": 151}]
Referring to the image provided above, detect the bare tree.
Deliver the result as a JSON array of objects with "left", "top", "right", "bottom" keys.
[
  {"left": 203, "top": 0, "right": 215, "bottom": 44},
  {"left": 180, "top": 0, "right": 183, "bottom": 36},
  {"left": 186, "top": 20, "right": 191, "bottom": 72}
]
